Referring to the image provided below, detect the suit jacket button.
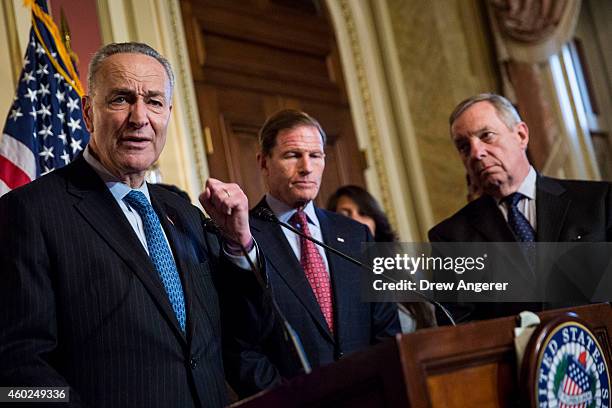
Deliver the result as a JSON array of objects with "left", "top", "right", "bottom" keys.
[
  {"left": 190, "top": 357, "right": 198, "bottom": 369},
  {"left": 335, "top": 351, "right": 344, "bottom": 360}
]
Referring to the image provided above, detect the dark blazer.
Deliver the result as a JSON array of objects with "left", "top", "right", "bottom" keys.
[
  {"left": 0, "top": 157, "right": 228, "bottom": 408},
  {"left": 222, "top": 198, "right": 400, "bottom": 397},
  {"left": 428, "top": 175, "right": 612, "bottom": 321}
]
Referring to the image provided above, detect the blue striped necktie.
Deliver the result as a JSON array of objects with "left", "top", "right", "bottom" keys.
[{"left": 124, "top": 190, "right": 186, "bottom": 332}]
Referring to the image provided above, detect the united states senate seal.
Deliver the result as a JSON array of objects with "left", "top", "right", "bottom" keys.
[{"left": 536, "top": 321, "right": 610, "bottom": 407}]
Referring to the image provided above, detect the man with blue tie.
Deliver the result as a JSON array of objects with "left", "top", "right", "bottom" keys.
[
  {"left": 222, "top": 109, "right": 400, "bottom": 397},
  {"left": 0, "top": 42, "right": 256, "bottom": 407},
  {"left": 428, "top": 93, "right": 612, "bottom": 322}
]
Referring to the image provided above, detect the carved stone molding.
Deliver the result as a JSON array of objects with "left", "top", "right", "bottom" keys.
[
  {"left": 336, "top": 0, "right": 398, "bottom": 230},
  {"left": 165, "top": 0, "right": 207, "bottom": 189}
]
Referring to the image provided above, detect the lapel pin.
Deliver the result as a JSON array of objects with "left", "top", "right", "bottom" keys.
[{"left": 337, "top": 237, "right": 344, "bottom": 243}]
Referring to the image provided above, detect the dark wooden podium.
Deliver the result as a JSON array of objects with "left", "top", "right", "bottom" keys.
[{"left": 232, "top": 303, "right": 612, "bottom": 407}]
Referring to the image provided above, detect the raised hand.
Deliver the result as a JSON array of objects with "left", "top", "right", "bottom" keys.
[{"left": 199, "top": 178, "right": 253, "bottom": 248}]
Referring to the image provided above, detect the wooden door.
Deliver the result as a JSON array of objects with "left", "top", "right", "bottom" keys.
[{"left": 180, "top": 0, "right": 365, "bottom": 208}]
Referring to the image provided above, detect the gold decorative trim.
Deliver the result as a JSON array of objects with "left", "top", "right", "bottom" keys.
[
  {"left": 2, "top": 0, "right": 21, "bottom": 85},
  {"left": 338, "top": 0, "right": 397, "bottom": 228},
  {"left": 167, "top": 0, "right": 206, "bottom": 188}
]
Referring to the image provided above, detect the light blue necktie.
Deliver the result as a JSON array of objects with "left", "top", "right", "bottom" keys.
[{"left": 124, "top": 190, "right": 186, "bottom": 332}]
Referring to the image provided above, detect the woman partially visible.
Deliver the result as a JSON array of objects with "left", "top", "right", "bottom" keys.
[
  {"left": 326, "top": 185, "right": 436, "bottom": 331},
  {"left": 327, "top": 185, "right": 396, "bottom": 242}
]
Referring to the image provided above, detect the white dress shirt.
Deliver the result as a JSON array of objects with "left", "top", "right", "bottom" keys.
[
  {"left": 496, "top": 166, "right": 537, "bottom": 230},
  {"left": 83, "top": 146, "right": 170, "bottom": 255},
  {"left": 84, "top": 146, "right": 256, "bottom": 267},
  {"left": 266, "top": 194, "right": 330, "bottom": 275}
]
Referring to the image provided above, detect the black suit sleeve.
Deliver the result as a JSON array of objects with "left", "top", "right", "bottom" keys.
[
  {"left": 365, "top": 229, "right": 401, "bottom": 343},
  {"left": 606, "top": 183, "right": 612, "bottom": 241},
  {"left": 428, "top": 224, "right": 476, "bottom": 324},
  {"left": 427, "top": 228, "right": 443, "bottom": 243},
  {"left": 370, "top": 300, "right": 401, "bottom": 343},
  {"left": 0, "top": 192, "right": 84, "bottom": 406},
  {"left": 213, "top": 242, "right": 281, "bottom": 398}
]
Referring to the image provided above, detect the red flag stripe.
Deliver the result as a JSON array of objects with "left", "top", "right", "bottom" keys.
[
  {"left": 0, "top": 133, "right": 36, "bottom": 193},
  {"left": 0, "top": 154, "right": 32, "bottom": 190}
]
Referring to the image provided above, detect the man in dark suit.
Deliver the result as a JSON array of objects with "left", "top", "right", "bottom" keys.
[
  {"left": 0, "top": 42, "right": 256, "bottom": 407},
  {"left": 222, "top": 109, "right": 400, "bottom": 397},
  {"left": 428, "top": 93, "right": 612, "bottom": 322}
]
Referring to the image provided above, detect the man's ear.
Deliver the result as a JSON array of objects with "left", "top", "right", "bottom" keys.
[
  {"left": 82, "top": 95, "right": 94, "bottom": 132},
  {"left": 257, "top": 152, "right": 267, "bottom": 171},
  {"left": 516, "top": 121, "right": 529, "bottom": 150}
]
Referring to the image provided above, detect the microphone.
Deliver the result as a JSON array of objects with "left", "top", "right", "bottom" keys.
[
  {"left": 202, "top": 217, "right": 221, "bottom": 234},
  {"left": 205, "top": 211, "right": 312, "bottom": 374},
  {"left": 254, "top": 207, "right": 456, "bottom": 326},
  {"left": 234, "top": 237, "right": 313, "bottom": 375}
]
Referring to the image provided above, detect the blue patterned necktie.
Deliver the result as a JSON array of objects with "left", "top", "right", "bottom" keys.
[
  {"left": 124, "top": 190, "right": 186, "bottom": 332},
  {"left": 503, "top": 192, "right": 535, "bottom": 242}
]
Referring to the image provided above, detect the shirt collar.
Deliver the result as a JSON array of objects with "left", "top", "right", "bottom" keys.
[
  {"left": 265, "top": 193, "right": 319, "bottom": 228},
  {"left": 83, "top": 145, "right": 151, "bottom": 203},
  {"left": 518, "top": 166, "right": 537, "bottom": 200},
  {"left": 495, "top": 165, "right": 536, "bottom": 205}
]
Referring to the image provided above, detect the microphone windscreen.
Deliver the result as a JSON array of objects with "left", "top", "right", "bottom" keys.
[
  {"left": 254, "top": 207, "right": 278, "bottom": 223},
  {"left": 203, "top": 218, "right": 221, "bottom": 234}
]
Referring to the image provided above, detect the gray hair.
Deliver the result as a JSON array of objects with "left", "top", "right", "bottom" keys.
[
  {"left": 87, "top": 42, "right": 175, "bottom": 97},
  {"left": 449, "top": 93, "right": 522, "bottom": 131}
]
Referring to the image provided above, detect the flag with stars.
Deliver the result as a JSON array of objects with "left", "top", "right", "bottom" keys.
[
  {"left": 0, "top": 0, "right": 89, "bottom": 196},
  {"left": 558, "top": 354, "right": 592, "bottom": 408}
]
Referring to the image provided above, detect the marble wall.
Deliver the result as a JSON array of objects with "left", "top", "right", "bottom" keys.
[{"left": 385, "top": 0, "right": 499, "bottom": 222}]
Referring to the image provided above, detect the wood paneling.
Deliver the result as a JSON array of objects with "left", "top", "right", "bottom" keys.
[
  {"left": 180, "top": 0, "right": 364, "bottom": 207},
  {"left": 234, "top": 304, "right": 612, "bottom": 407},
  {"left": 427, "top": 363, "right": 512, "bottom": 407}
]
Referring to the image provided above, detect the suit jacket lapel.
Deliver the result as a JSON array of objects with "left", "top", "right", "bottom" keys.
[
  {"left": 67, "top": 158, "right": 186, "bottom": 342},
  {"left": 469, "top": 195, "right": 516, "bottom": 242},
  {"left": 536, "top": 176, "right": 570, "bottom": 242},
  {"left": 251, "top": 199, "right": 334, "bottom": 342},
  {"left": 466, "top": 195, "right": 538, "bottom": 282},
  {"left": 316, "top": 208, "right": 355, "bottom": 342},
  {"left": 151, "top": 195, "right": 193, "bottom": 341}
]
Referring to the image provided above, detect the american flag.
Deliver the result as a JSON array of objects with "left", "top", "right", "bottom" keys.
[
  {"left": 0, "top": 0, "right": 89, "bottom": 196},
  {"left": 558, "top": 353, "right": 593, "bottom": 408}
]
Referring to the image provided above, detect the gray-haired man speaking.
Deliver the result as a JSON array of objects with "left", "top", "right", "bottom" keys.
[{"left": 0, "top": 42, "right": 255, "bottom": 407}]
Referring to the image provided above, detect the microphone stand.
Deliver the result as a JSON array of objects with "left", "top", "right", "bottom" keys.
[
  {"left": 205, "top": 217, "right": 313, "bottom": 375},
  {"left": 254, "top": 207, "right": 456, "bottom": 326}
]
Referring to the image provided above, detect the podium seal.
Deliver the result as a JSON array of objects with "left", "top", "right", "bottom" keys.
[{"left": 534, "top": 320, "right": 610, "bottom": 407}]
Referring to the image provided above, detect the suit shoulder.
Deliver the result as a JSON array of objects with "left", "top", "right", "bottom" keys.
[
  {"left": 0, "top": 165, "right": 72, "bottom": 205},
  {"left": 540, "top": 176, "right": 612, "bottom": 201},
  {"left": 317, "top": 207, "right": 368, "bottom": 230},
  {"left": 428, "top": 198, "right": 485, "bottom": 241},
  {"left": 149, "top": 184, "right": 214, "bottom": 244},
  {"left": 316, "top": 208, "right": 344, "bottom": 222},
  {"left": 149, "top": 183, "right": 198, "bottom": 211},
  {"left": 555, "top": 177, "right": 611, "bottom": 193},
  {"left": 316, "top": 208, "right": 374, "bottom": 244}
]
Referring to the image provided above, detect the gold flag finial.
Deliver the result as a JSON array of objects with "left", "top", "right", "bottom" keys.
[{"left": 59, "top": 7, "right": 79, "bottom": 66}]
